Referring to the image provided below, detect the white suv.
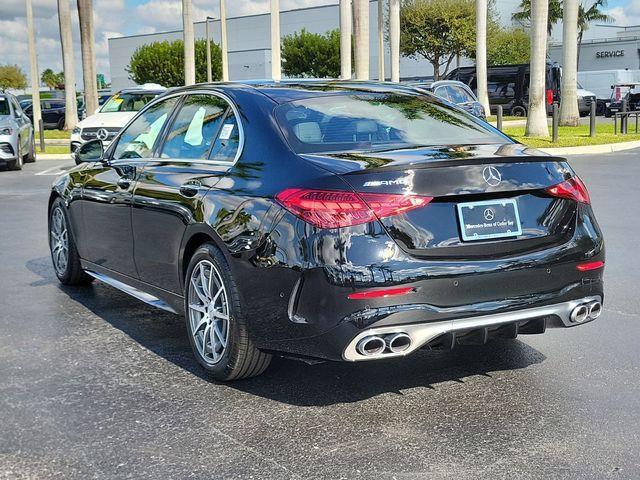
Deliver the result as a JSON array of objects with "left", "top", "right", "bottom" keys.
[{"left": 71, "top": 84, "right": 165, "bottom": 157}]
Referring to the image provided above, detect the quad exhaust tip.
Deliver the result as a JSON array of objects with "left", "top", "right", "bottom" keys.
[
  {"left": 570, "top": 301, "right": 602, "bottom": 323},
  {"left": 356, "top": 336, "right": 386, "bottom": 356},
  {"left": 386, "top": 333, "right": 412, "bottom": 353}
]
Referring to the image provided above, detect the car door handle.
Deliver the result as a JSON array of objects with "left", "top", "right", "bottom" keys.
[
  {"left": 117, "top": 178, "right": 131, "bottom": 190},
  {"left": 179, "top": 183, "right": 200, "bottom": 198}
]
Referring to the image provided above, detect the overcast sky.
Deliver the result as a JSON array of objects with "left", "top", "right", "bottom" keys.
[{"left": 0, "top": 0, "right": 637, "bottom": 86}]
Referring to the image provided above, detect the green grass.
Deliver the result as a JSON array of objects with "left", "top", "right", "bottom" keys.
[
  {"left": 35, "top": 129, "right": 71, "bottom": 140},
  {"left": 486, "top": 115, "right": 524, "bottom": 122},
  {"left": 36, "top": 145, "right": 71, "bottom": 154},
  {"left": 502, "top": 123, "right": 640, "bottom": 148}
]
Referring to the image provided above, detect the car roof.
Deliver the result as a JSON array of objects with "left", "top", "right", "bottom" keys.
[{"left": 159, "top": 79, "right": 429, "bottom": 104}]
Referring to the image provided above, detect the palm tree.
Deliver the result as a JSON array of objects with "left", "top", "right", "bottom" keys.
[
  {"left": 560, "top": 0, "right": 579, "bottom": 126},
  {"left": 77, "top": 0, "right": 98, "bottom": 115},
  {"left": 353, "top": 0, "right": 369, "bottom": 80},
  {"left": 475, "top": 0, "right": 490, "bottom": 115},
  {"left": 26, "top": 0, "right": 42, "bottom": 133},
  {"left": 525, "top": 0, "right": 549, "bottom": 137},
  {"left": 390, "top": 0, "right": 400, "bottom": 83},
  {"left": 512, "top": 0, "right": 562, "bottom": 35},
  {"left": 57, "top": 0, "right": 78, "bottom": 130},
  {"left": 271, "top": 0, "right": 281, "bottom": 81},
  {"left": 182, "top": 0, "right": 195, "bottom": 85},
  {"left": 339, "top": 0, "right": 352, "bottom": 79},
  {"left": 578, "top": 0, "right": 613, "bottom": 68}
]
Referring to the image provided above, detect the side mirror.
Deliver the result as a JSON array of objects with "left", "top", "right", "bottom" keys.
[{"left": 74, "top": 139, "right": 105, "bottom": 163}]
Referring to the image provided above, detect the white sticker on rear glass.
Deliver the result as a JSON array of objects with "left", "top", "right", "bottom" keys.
[{"left": 219, "top": 123, "right": 234, "bottom": 140}]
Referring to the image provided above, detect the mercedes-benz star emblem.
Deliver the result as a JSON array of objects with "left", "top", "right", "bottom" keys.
[
  {"left": 96, "top": 128, "right": 109, "bottom": 141},
  {"left": 483, "top": 208, "right": 495, "bottom": 221},
  {"left": 482, "top": 166, "right": 502, "bottom": 187}
]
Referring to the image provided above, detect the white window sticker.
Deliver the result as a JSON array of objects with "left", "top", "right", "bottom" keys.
[{"left": 219, "top": 123, "right": 234, "bottom": 140}]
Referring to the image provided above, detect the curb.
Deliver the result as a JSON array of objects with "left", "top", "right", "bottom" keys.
[
  {"left": 539, "top": 140, "right": 640, "bottom": 155},
  {"left": 35, "top": 153, "right": 73, "bottom": 161}
]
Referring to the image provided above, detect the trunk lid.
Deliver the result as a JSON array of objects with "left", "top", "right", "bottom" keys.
[{"left": 302, "top": 144, "right": 577, "bottom": 259}]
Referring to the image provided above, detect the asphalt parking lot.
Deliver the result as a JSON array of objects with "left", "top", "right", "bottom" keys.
[{"left": 1, "top": 153, "right": 639, "bottom": 479}]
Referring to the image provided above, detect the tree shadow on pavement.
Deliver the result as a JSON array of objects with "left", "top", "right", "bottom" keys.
[{"left": 27, "top": 256, "right": 547, "bottom": 407}]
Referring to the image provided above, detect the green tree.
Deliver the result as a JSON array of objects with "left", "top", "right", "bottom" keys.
[
  {"left": 399, "top": 0, "right": 479, "bottom": 80},
  {"left": 0, "top": 64, "right": 27, "bottom": 90},
  {"left": 512, "top": 0, "right": 563, "bottom": 34},
  {"left": 487, "top": 28, "right": 531, "bottom": 65},
  {"left": 41, "top": 68, "right": 64, "bottom": 90},
  {"left": 281, "top": 28, "right": 342, "bottom": 78},
  {"left": 127, "top": 39, "right": 222, "bottom": 87},
  {"left": 578, "top": 0, "right": 612, "bottom": 67}
]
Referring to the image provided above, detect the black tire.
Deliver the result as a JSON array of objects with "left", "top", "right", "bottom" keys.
[
  {"left": 184, "top": 243, "right": 271, "bottom": 381},
  {"left": 511, "top": 105, "right": 527, "bottom": 117},
  {"left": 25, "top": 135, "right": 36, "bottom": 163},
  {"left": 49, "top": 197, "right": 93, "bottom": 286},
  {"left": 9, "top": 140, "right": 23, "bottom": 171},
  {"left": 57, "top": 117, "right": 65, "bottom": 130}
]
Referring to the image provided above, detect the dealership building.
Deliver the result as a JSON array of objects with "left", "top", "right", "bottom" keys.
[
  {"left": 108, "top": 1, "right": 465, "bottom": 91},
  {"left": 108, "top": 2, "right": 640, "bottom": 92}
]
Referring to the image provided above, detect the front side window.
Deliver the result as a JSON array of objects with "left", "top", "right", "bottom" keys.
[
  {"left": 100, "top": 92, "right": 160, "bottom": 113},
  {"left": 161, "top": 94, "right": 229, "bottom": 159},
  {"left": 275, "top": 92, "right": 507, "bottom": 154},
  {"left": 112, "top": 97, "right": 178, "bottom": 160}
]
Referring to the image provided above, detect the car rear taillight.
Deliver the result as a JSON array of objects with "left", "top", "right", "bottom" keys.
[
  {"left": 347, "top": 286, "right": 415, "bottom": 300},
  {"left": 576, "top": 260, "right": 604, "bottom": 271},
  {"left": 546, "top": 89, "right": 554, "bottom": 105},
  {"left": 275, "top": 188, "right": 432, "bottom": 229},
  {"left": 545, "top": 176, "right": 591, "bottom": 204}
]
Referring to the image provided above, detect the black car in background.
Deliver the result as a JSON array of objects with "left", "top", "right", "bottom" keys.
[
  {"left": 445, "top": 63, "right": 564, "bottom": 116},
  {"left": 23, "top": 99, "right": 86, "bottom": 129},
  {"left": 49, "top": 81, "right": 605, "bottom": 381},
  {"left": 410, "top": 80, "right": 486, "bottom": 118}
]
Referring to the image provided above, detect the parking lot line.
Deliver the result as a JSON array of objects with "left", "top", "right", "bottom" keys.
[{"left": 34, "top": 163, "right": 75, "bottom": 176}]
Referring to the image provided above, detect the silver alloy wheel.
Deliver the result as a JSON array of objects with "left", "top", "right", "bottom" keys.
[
  {"left": 188, "top": 260, "right": 230, "bottom": 365},
  {"left": 50, "top": 206, "right": 69, "bottom": 275}
]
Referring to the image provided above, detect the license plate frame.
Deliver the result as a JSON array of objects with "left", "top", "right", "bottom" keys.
[{"left": 457, "top": 198, "right": 522, "bottom": 242}]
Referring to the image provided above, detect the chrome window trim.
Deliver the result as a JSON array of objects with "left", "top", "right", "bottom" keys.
[{"left": 107, "top": 89, "right": 245, "bottom": 167}]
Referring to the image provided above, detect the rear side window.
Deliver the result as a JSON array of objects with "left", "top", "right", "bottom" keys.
[
  {"left": 208, "top": 112, "right": 240, "bottom": 162},
  {"left": 0, "top": 98, "right": 10, "bottom": 116},
  {"left": 275, "top": 92, "right": 507, "bottom": 154},
  {"left": 447, "top": 86, "right": 474, "bottom": 104},
  {"left": 161, "top": 94, "right": 229, "bottom": 160}
]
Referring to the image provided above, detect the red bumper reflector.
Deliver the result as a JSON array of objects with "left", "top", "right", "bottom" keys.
[
  {"left": 348, "top": 287, "right": 415, "bottom": 300},
  {"left": 576, "top": 260, "right": 604, "bottom": 271}
]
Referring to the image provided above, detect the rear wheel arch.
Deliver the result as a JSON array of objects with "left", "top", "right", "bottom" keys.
[{"left": 180, "top": 226, "right": 229, "bottom": 288}]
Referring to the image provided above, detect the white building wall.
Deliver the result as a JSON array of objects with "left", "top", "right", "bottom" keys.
[{"left": 108, "top": 1, "right": 436, "bottom": 91}]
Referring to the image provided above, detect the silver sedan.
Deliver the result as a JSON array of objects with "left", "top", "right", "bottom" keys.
[{"left": 0, "top": 93, "right": 35, "bottom": 171}]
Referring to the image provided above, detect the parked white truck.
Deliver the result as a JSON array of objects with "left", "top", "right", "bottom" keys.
[{"left": 578, "top": 69, "right": 640, "bottom": 114}]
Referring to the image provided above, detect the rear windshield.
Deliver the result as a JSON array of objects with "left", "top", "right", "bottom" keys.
[
  {"left": 275, "top": 93, "right": 506, "bottom": 154},
  {"left": 100, "top": 92, "right": 159, "bottom": 113}
]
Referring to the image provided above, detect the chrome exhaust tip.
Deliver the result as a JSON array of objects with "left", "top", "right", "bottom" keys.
[
  {"left": 588, "top": 301, "right": 602, "bottom": 319},
  {"left": 386, "top": 333, "right": 412, "bottom": 353},
  {"left": 570, "top": 304, "right": 589, "bottom": 323},
  {"left": 356, "top": 336, "right": 386, "bottom": 356}
]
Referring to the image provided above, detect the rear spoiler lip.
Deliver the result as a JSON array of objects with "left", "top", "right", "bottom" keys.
[{"left": 300, "top": 145, "right": 568, "bottom": 175}]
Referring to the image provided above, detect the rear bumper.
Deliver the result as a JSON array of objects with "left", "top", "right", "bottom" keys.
[{"left": 342, "top": 295, "right": 602, "bottom": 361}]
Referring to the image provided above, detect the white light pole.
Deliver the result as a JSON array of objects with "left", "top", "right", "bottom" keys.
[
  {"left": 271, "top": 0, "right": 281, "bottom": 81},
  {"left": 220, "top": 0, "right": 229, "bottom": 81},
  {"left": 389, "top": 0, "right": 400, "bottom": 83},
  {"left": 206, "top": 16, "right": 212, "bottom": 83},
  {"left": 182, "top": 0, "right": 196, "bottom": 85},
  {"left": 353, "top": 0, "right": 370, "bottom": 80},
  {"left": 475, "top": 0, "right": 490, "bottom": 114},
  {"left": 377, "top": 0, "right": 384, "bottom": 81},
  {"left": 339, "top": 0, "right": 352, "bottom": 79},
  {"left": 25, "top": 0, "right": 41, "bottom": 132}
]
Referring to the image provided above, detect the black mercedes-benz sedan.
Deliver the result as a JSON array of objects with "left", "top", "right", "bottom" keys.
[{"left": 48, "top": 81, "right": 605, "bottom": 381}]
